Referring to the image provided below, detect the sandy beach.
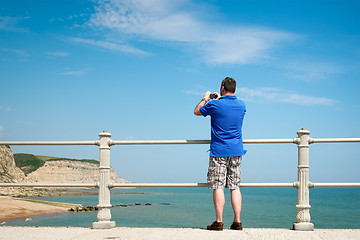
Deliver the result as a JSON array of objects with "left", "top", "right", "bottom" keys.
[{"left": 0, "top": 196, "right": 69, "bottom": 222}]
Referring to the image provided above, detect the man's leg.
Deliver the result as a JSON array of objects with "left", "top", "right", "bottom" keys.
[
  {"left": 207, "top": 156, "right": 226, "bottom": 230},
  {"left": 213, "top": 189, "right": 225, "bottom": 222},
  {"left": 230, "top": 189, "right": 242, "bottom": 223}
]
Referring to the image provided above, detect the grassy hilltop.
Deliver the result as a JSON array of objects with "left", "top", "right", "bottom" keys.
[{"left": 14, "top": 153, "right": 99, "bottom": 175}]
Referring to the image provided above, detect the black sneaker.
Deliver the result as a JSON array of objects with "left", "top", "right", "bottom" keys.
[
  {"left": 206, "top": 221, "right": 224, "bottom": 231},
  {"left": 230, "top": 221, "right": 243, "bottom": 230}
]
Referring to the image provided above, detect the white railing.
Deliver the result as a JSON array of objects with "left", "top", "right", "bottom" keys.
[{"left": 0, "top": 128, "right": 359, "bottom": 230}]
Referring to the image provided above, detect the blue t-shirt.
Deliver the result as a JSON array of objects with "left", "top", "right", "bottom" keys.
[{"left": 200, "top": 95, "right": 246, "bottom": 157}]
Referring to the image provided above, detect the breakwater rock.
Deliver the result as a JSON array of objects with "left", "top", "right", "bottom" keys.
[
  {"left": 69, "top": 205, "right": 98, "bottom": 212},
  {"left": 114, "top": 202, "right": 170, "bottom": 207}
]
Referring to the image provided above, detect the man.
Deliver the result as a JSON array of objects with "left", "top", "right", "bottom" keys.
[{"left": 194, "top": 77, "right": 246, "bottom": 231}]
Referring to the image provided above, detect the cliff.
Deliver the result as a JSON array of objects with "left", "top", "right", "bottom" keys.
[
  {"left": 0, "top": 145, "right": 129, "bottom": 197},
  {"left": 0, "top": 145, "right": 25, "bottom": 183},
  {"left": 25, "top": 160, "right": 127, "bottom": 183}
]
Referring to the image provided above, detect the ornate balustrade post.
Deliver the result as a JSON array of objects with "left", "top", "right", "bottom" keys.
[
  {"left": 293, "top": 128, "right": 314, "bottom": 231},
  {"left": 92, "top": 131, "right": 116, "bottom": 229}
]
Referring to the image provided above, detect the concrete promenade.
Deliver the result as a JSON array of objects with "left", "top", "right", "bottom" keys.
[{"left": 0, "top": 227, "right": 359, "bottom": 240}]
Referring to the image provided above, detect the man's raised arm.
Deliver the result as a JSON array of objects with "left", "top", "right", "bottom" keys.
[{"left": 194, "top": 91, "right": 211, "bottom": 116}]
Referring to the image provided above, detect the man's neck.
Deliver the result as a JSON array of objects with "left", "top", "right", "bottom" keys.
[{"left": 222, "top": 92, "right": 234, "bottom": 96}]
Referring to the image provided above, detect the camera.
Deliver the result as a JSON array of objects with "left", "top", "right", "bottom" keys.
[{"left": 210, "top": 93, "right": 218, "bottom": 99}]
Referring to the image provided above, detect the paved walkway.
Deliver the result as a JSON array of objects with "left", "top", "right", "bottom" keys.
[{"left": 0, "top": 227, "right": 359, "bottom": 240}]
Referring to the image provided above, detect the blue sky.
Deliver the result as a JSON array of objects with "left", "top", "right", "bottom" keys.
[{"left": 1, "top": 0, "right": 359, "bottom": 183}]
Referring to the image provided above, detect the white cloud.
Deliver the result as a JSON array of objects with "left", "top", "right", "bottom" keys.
[
  {"left": 237, "top": 87, "right": 336, "bottom": 106},
  {"left": 182, "top": 89, "right": 205, "bottom": 96},
  {"left": 0, "top": 16, "right": 28, "bottom": 32},
  {"left": 85, "top": 0, "right": 298, "bottom": 64},
  {"left": 0, "top": 106, "right": 16, "bottom": 111},
  {"left": 182, "top": 85, "right": 335, "bottom": 106},
  {"left": 283, "top": 61, "right": 343, "bottom": 82},
  {"left": 5, "top": 107, "right": 16, "bottom": 111},
  {"left": 69, "top": 37, "right": 151, "bottom": 56},
  {"left": 1, "top": 48, "right": 29, "bottom": 57},
  {"left": 0, "top": 125, "right": 3, "bottom": 136},
  {"left": 60, "top": 70, "right": 87, "bottom": 76},
  {"left": 59, "top": 66, "right": 94, "bottom": 76},
  {"left": 182, "top": 84, "right": 209, "bottom": 96},
  {"left": 47, "top": 51, "right": 69, "bottom": 57}
]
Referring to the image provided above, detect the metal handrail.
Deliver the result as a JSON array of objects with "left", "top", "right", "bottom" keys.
[
  {"left": 310, "top": 138, "right": 360, "bottom": 143},
  {"left": 1, "top": 129, "right": 359, "bottom": 230},
  {"left": 110, "top": 182, "right": 296, "bottom": 188},
  {"left": 111, "top": 138, "right": 298, "bottom": 145},
  {"left": 310, "top": 182, "right": 360, "bottom": 188},
  {"left": 0, "top": 183, "right": 98, "bottom": 188},
  {"left": 1, "top": 137, "right": 359, "bottom": 146},
  {"left": 0, "top": 141, "right": 98, "bottom": 145},
  {"left": 2, "top": 182, "right": 359, "bottom": 188}
]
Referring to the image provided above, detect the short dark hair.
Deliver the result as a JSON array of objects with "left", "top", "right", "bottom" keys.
[{"left": 221, "top": 77, "right": 236, "bottom": 93}]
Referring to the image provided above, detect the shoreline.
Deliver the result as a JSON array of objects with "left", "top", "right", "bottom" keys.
[
  {"left": 0, "top": 189, "right": 148, "bottom": 223},
  {"left": 0, "top": 196, "right": 74, "bottom": 222}
]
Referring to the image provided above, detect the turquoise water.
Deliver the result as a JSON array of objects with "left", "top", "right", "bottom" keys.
[{"left": 5, "top": 188, "right": 360, "bottom": 229}]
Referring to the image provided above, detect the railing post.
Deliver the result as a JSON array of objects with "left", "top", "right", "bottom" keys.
[
  {"left": 293, "top": 128, "right": 314, "bottom": 231},
  {"left": 92, "top": 131, "right": 116, "bottom": 229}
]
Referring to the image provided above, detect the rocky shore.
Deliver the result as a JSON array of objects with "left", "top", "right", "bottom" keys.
[{"left": 0, "top": 187, "right": 96, "bottom": 198}]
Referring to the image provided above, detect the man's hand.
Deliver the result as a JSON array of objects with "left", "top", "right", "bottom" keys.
[
  {"left": 203, "top": 91, "right": 211, "bottom": 102},
  {"left": 194, "top": 91, "right": 211, "bottom": 116}
]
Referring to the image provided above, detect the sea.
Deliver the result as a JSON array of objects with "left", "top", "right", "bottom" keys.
[{"left": 5, "top": 187, "right": 360, "bottom": 229}]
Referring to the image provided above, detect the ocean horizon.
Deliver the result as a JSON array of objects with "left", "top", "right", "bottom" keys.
[{"left": 5, "top": 187, "right": 360, "bottom": 229}]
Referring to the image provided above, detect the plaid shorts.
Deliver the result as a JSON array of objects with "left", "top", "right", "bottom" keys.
[{"left": 207, "top": 156, "right": 242, "bottom": 189}]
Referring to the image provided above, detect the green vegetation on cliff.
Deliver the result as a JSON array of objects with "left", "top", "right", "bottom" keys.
[
  {"left": 14, "top": 153, "right": 45, "bottom": 175},
  {"left": 14, "top": 153, "right": 99, "bottom": 175},
  {"left": 47, "top": 158, "right": 99, "bottom": 165}
]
